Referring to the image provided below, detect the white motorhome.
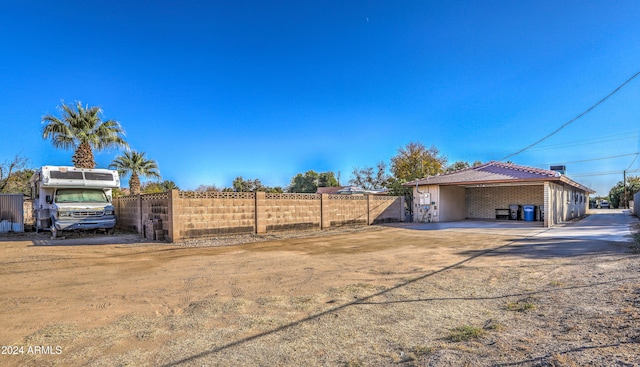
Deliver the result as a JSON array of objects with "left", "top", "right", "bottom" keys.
[{"left": 30, "top": 166, "right": 120, "bottom": 238}]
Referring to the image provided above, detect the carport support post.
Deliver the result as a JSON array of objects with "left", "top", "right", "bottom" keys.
[{"left": 543, "top": 182, "right": 550, "bottom": 228}]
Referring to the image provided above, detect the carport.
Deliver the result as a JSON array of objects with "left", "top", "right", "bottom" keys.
[{"left": 404, "top": 161, "right": 594, "bottom": 228}]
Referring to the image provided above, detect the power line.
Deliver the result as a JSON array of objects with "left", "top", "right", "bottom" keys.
[
  {"left": 462, "top": 132, "right": 639, "bottom": 163},
  {"left": 570, "top": 168, "right": 640, "bottom": 178},
  {"left": 625, "top": 153, "right": 639, "bottom": 171},
  {"left": 500, "top": 70, "right": 640, "bottom": 161},
  {"left": 532, "top": 152, "right": 640, "bottom": 167},
  {"left": 525, "top": 133, "right": 638, "bottom": 152}
]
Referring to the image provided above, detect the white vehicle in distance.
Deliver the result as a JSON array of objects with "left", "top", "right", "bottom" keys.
[
  {"left": 30, "top": 166, "right": 120, "bottom": 238},
  {"left": 599, "top": 200, "right": 610, "bottom": 209}
]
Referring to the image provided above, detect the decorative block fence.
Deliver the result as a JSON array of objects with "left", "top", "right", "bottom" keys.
[{"left": 113, "top": 190, "right": 404, "bottom": 242}]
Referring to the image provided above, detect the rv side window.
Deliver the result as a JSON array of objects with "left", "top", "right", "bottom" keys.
[
  {"left": 84, "top": 172, "right": 114, "bottom": 181},
  {"left": 54, "top": 189, "right": 109, "bottom": 203},
  {"left": 50, "top": 171, "right": 84, "bottom": 180}
]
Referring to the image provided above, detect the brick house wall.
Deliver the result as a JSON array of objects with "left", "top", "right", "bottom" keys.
[{"left": 465, "top": 185, "right": 544, "bottom": 219}]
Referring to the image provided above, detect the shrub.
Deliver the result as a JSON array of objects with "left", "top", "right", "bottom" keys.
[{"left": 447, "top": 325, "right": 485, "bottom": 341}]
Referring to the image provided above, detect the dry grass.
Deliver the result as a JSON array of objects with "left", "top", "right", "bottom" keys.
[{"left": 2, "top": 224, "right": 640, "bottom": 366}]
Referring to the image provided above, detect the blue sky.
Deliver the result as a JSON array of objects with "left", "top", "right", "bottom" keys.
[{"left": 1, "top": 1, "right": 639, "bottom": 196}]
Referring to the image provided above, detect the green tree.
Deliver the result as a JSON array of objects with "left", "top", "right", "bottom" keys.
[
  {"left": 318, "top": 172, "right": 339, "bottom": 188},
  {"left": 390, "top": 142, "right": 447, "bottom": 181},
  {"left": 0, "top": 154, "right": 33, "bottom": 195},
  {"left": 109, "top": 151, "right": 160, "bottom": 195},
  {"left": 288, "top": 170, "right": 339, "bottom": 193},
  {"left": 141, "top": 182, "right": 163, "bottom": 194},
  {"left": 349, "top": 161, "right": 389, "bottom": 190},
  {"left": 227, "top": 177, "right": 283, "bottom": 192},
  {"left": 142, "top": 180, "right": 179, "bottom": 193},
  {"left": 446, "top": 161, "right": 470, "bottom": 172},
  {"left": 42, "top": 101, "right": 128, "bottom": 168},
  {"left": 288, "top": 170, "right": 318, "bottom": 193},
  {"left": 160, "top": 180, "right": 179, "bottom": 191},
  {"left": 608, "top": 176, "right": 640, "bottom": 208},
  {"left": 232, "top": 176, "right": 267, "bottom": 192},
  {"left": 388, "top": 142, "right": 447, "bottom": 219},
  {"left": 195, "top": 184, "right": 220, "bottom": 192}
]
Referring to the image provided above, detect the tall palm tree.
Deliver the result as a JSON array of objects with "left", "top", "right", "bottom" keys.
[
  {"left": 110, "top": 151, "right": 161, "bottom": 195},
  {"left": 42, "top": 101, "right": 129, "bottom": 168}
]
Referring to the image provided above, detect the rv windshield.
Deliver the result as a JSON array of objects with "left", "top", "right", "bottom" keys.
[{"left": 55, "top": 189, "right": 109, "bottom": 203}]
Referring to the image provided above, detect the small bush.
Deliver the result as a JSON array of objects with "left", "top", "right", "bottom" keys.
[
  {"left": 505, "top": 300, "right": 536, "bottom": 312},
  {"left": 447, "top": 325, "right": 485, "bottom": 341}
]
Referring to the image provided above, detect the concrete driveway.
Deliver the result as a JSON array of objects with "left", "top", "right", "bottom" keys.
[
  {"left": 535, "top": 208, "right": 638, "bottom": 243},
  {"left": 392, "top": 208, "right": 639, "bottom": 243}
]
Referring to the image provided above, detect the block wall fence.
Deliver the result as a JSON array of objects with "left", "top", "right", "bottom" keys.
[{"left": 113, "top": 190, "right": 404, "bottom": 242}]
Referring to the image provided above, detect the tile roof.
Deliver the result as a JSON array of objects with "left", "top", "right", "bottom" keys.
[{"left": 404, "top": 161, "right": 594, "bottom": 193}]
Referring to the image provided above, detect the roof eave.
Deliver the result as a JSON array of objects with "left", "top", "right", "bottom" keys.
[{"left": 407, "top": 176, "right": 594, "bottom": 193}]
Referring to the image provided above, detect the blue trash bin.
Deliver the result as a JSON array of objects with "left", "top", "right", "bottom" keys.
[{"left": 523, "top": 205, "right": 535, "bottom": 221}]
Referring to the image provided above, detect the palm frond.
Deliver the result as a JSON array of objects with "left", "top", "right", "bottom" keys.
[{"left": 42, "top": 101, "right": 129, "bottom": 168}]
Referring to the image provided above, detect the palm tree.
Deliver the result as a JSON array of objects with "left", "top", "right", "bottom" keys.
[
  {"left": 160, "top": 180, "right": 179, "bottom": 191},
  {"left": 42, "top": 101, "right": 129, "bottom": 168},
  {"left": 109, "top": 151, "right": 161, "bottom": 195}
]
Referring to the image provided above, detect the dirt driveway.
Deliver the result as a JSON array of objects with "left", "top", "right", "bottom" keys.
[{"left": 1, "top": 211, "right": 638, "bottom": 366}]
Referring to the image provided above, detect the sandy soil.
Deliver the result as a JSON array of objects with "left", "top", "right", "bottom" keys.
[{"left": 0, "top": 223, "right": 638, "bottom": 366}]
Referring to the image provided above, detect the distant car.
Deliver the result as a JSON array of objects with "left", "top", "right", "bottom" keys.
[{"left": 600, "top": 200, "right": 610, "bottom": 209}]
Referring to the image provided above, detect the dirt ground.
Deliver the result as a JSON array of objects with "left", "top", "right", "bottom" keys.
[{"left": 1, "top": 221, "right": 639, "bottom": 366}]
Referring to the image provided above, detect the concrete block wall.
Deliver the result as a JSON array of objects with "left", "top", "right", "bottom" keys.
[
  {"left": 465, "top": 185, "right": 544, "bottom": 219},
  {"left": 323, "top": 194, "right": 368, "bottom": 227},
  {"left": 114, "top": 190, "right": 404, "bottom": 242},
  {"left": 634, "top": 191, "right": 639, "bottom": 217},
  {"left": 140, "top": 193, "right": 171, "bottom": 239},
  {"left": 369, "top": 196, "right": 404, "bottom": 224},
  {"left": 264, "top": 193, "right": 321, "bottom": 232},
  {"left": 175, "top": 191, "right": 256, "bottom": 240},
  {"left": 114, "top": 195, "right": 142, "bottom": 232}
]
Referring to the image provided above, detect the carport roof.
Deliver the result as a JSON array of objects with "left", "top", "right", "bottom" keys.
[{"left": 404, "top": 161, "right": 594, "bottom": 193}]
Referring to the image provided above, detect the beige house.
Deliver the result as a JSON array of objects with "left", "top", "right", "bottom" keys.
[{"left": 404, "top": 161, "right": 594, "bottom": 227}]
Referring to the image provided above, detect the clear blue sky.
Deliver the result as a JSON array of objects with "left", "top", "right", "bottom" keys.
[{"left": 1, "top": 1, "right": 639, "bottom": 196}]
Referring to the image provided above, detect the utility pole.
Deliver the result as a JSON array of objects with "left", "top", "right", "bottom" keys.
[{"left": 623, "top": 170, "right": 627, "bottom": 209}]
